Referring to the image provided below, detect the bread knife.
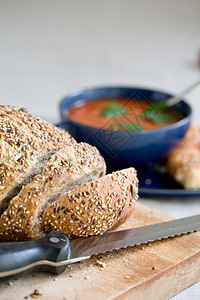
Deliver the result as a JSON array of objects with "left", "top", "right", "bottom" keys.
[{"left": 0, "top": 214, "right": 199, "bottom": 278}]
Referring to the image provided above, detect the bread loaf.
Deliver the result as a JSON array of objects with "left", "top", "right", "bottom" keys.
[
  {"left": 0, "top": 105, "right": 76, "bottom": 215},
  {"left": 167, "top": 125, "right": 200, "bottom": 190},
  {"left": 0, "top": 106, "right": 139, "bottom": 243}
]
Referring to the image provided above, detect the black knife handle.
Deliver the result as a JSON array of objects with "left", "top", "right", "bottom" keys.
[{"left": 0, "top": 231, "right": 71, "bottom": 277}]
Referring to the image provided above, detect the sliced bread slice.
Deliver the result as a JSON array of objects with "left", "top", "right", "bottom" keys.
[{"left": 0, "top": 142, "right": 106, "bottom": 241}]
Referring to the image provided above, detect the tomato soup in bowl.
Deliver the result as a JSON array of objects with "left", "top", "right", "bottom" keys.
[
  {"left": 59, "top": 86, "right": 191, "bottom": 169},
  {"left": 68, "top": 98, "right": 183, "bottom": 132}
]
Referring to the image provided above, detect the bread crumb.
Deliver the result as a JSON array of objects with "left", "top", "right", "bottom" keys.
[
  {"left": 30, "top": 289, "right": 42, "bottom": 298},
  {"left": 145, "top": 179, "right": 151, "bottom": 185},
  {"left": 82, "top": 258, "right": 90, "bottom": 263},
  {"left": 8, "top": 281, "right": 14, "bottom": 288},
  {"left": 88, "top": 264, "right": 93, "bottom": 267},
  {"left": 96, "top": 260, "right": 106, "bottom": 268}
]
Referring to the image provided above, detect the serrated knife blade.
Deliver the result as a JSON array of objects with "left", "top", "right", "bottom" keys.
[{"left": 0, "top": 214, "right": 200, "bottom": 278}]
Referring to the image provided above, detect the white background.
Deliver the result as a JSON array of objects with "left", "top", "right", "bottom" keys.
[{"left": 0, "top": 1, "right": 200, "bottom": 299}]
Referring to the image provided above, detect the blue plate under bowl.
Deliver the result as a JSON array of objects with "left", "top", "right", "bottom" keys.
[
  {"left": 137, "top": 164, "right": 200, "bottom": 197},
  {"left": 59, "top": 86, "right": 192, "bottom": 169}
]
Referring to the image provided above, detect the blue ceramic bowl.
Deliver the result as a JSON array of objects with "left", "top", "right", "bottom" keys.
[{"left": 59, "top": 86, "right": 192, "bottom": 169}]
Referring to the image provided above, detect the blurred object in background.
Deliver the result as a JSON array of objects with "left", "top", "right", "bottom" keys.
[{"left": 0, "top": 0, "right": 200, "bottom": 124}]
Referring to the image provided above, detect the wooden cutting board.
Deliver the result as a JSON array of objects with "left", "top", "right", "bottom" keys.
[{"left": 0, "top": 202, "right": 200, "bottom": 300}]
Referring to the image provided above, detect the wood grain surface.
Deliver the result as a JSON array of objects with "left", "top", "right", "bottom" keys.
[{"left": 0, "top": 202, "right": 200, "bottom": 300}]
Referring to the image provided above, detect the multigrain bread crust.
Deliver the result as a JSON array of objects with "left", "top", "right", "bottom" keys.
[
  {"left": 0, "top": 143, "right": 106, "bottom": 242},
  {"left": 0, "top": 105, "right": 75, "bottom": 150},
  {"left": 42, "top": 168, "right": 138, "bottom": 238},
  {"left": 167, "top": 125, "right": 200, "bottom": 190},
  {"left": 0, "top": 105, "right": 76, "bottom": 214}
]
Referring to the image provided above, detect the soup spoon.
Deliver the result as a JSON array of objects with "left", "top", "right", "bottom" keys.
[
  {"left": 167, "top": 80, "right": 200, "bottom": 107},
  {"left": 147, "top": 80, "right": 200, "bottom": 115},
  {"left": 143, "top": 80, "right": 200, "bottom": 122}
]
